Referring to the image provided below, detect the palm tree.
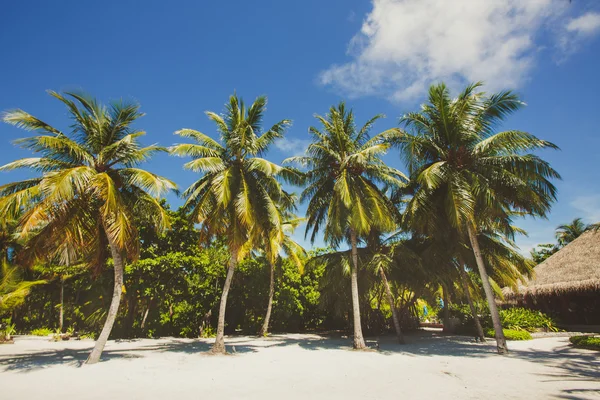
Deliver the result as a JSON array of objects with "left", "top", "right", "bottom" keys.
[
  {"left": 0, "top": 91, "right": 174, "bottom": 363},
  {"left": 258, "top": 206, "right": 305, "bottom": 336},
  {"left": 398, "top": 82, "right": 559, "bottom": 354},
  {"left": 556, "top": 217, "right": 588, "bottom": 247},
  {"left": 286, "top": 103, "right": 407, "bottom": 349},
  {"left": 171, "top": 94, "right": 299, "bottom": 353}
]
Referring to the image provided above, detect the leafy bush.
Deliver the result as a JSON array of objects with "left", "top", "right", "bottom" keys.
[
  {"left": 570, "top": 335, "right": 600, "bottom": 351},
  {"left": 448, "top": 304, "right": 558, "bottom": 335},
  {"left": 500, "top": 308, "right": 558, "bottom": 332},
  {"left": 30, "top": 328, "right": 53, "bottom": 336},
  {"left": 485, "top": 328, "right": 532, "bottom": 341}
]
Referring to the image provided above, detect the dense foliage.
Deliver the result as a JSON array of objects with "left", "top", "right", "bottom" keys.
[{"left": 448, "top": 304, "right": 559, "bottom": 335}]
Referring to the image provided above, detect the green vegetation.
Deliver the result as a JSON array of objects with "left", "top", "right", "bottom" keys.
[
  {"left": 0, "top": 83, "right": 560, "bottom": 360},
  {"left": 486, "top": 328, "right": 532, "bottom": 341},
  {"left": 449, "top": 305, "right": 558, "bottom": 335},
  {"left": 501, "top": 308, "right": 559, "bottom": 333},
  {"left": 569, "top": 335, "right": 600, "bottom": 351},
  {"left": 30, "top": 327, "right": 53, "bottom": 336}
]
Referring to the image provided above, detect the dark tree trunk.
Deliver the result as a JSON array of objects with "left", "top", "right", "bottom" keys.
[
  {"left": 211, "top": 247, "right": 238, "bottom": 354},
  {"left": 467, "top": 224, "right": 508, "bottom": 354},
  {"left": 259, "top": 260, "right": 275, "bottom": 337},
  {"left": 457, "top": 261, "right": 486, "bottom": 342},
  {"left": 349, "top": 229, "right": 366, "bottom": 350},
  {"left": 442, "top": 283, "right": 450, "bottom": 333},
  {"left": 379, "top": 267, "right": 404, "bottom": 344},
  {"left": 125, "top": 293, "right": 137, "bottom": 336},
  {"left": 86, "top": 238, "right": 124, "bottom": 364}
]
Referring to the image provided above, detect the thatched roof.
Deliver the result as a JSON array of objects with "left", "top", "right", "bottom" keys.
[{"left": 504, "top": 229, "right": 600, "bottom": 298}]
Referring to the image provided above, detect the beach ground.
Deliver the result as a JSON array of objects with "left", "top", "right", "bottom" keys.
[{"left": 1, "top": 331, "right": 599, "bottom": 399}]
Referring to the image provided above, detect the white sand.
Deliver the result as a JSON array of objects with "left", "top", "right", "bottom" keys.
[{"left": 1, "top": 332, "right": 599, "bottom": 399}]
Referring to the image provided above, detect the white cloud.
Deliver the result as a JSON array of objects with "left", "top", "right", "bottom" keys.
[
  {"left": 320, "top": 0, "right": 599, "bottom": 101},
  {"left": 566, "top": 11, "right": 600, "bottom": 35},
  {"left": 570, "top": 194, "right": 600, "bottom": 223},
  {"left": 274, "top": 138, "right": 311, "bottom": 157}
]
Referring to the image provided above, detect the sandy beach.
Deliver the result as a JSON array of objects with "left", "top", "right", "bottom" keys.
[{"left": 1, "top": 332, "right": 598, "bottom": 399}]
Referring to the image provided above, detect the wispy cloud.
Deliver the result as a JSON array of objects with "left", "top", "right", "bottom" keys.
[
  {"left": 320, "top": 0, "right": 600, "bottom": 102},
  {"left": 570, "top": 194, "right": 600, "bottom": 223},
  {"left": 566, "top": 11, "right": 600, "bottom": 35},
  {"left": 274, "top": 138, "right": 311, "bottom": 157}
]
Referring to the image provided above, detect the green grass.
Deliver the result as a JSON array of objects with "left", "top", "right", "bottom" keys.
[
  {"left": 569, "top": 335, "right": 600, "bottom": 351},
  {"left": 485, "top": 328, "right": 532, "bottom": 341}
]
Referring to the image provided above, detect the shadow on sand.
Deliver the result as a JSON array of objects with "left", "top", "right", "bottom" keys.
[{"left": 1, "top": 330, "right": 599, "bottom": 398}]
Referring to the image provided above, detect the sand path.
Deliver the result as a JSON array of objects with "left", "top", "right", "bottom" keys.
[{"left": 1, "top": 332, "right": 599, "bottom": 399}]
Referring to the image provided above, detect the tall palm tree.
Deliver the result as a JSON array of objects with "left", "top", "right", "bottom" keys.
[
  {"left": 171, "top": 94, "right": 299, "bottom": 353},
  {"left": 398, "top": 82, "right": 559, "bottom": 354},
  {"left": 258, "top": 205, "right": 305, "bottom": 336},
  {"left": 286, "top": 103, "right": 407, "bottom": 349},
  {"left": 555, "top": 217, "right": 588, "bottom": 247},
  {"left": 0, "top": 91, "right": 174, "bottom": 363}
]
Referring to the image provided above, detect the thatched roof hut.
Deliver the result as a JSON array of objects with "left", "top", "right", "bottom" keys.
[{"left": 505, "top": 230, "right": 600, "bottom": 298}]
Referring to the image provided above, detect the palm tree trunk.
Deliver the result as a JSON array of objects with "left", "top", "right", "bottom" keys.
[
  {"left": 467, "top": 224, "right": 507, "bottom": 354},
  {"left": 140, "top": 297, "right": 153, "bottom": 330},
  {"left": 441, "top": 283, "right": 450, "bottom": 333},
  {"left": 457, "top": 260, "right": 486, "bottom": 342},
  {"left": 379, "top": 267, "right": 404, "bottom": 344},
  {"left": 212, "top": 247, "right": 238, "bottom": 354},
  {"left": 86, "top": 239, "right": 124, "bottom": 364},
  {"left": 349, "top": 229, "right": 366, "bottom": 350},
  {"left": 59, "top": 277, "right": 64, "bottom": 333},
  {"left": 259, "top": 260, "right": 275, "bottom": 337}
]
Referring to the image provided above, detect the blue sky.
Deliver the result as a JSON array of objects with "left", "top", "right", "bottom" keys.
[{"left": 1, "top": 0, "right": 600, "bottom": 254}]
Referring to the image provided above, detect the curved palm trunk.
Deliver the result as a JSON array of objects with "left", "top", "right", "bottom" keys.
[
  {"left": 349, "top": 229, "right": 367, "bottom": 350},
  {"left": 59, "top": 277, "right": 64, "bottom": 333},
  {"left": 212, "top": 247, "right": 238, "bottom": 354},
  {"left": 379, "top": 267, "right": 404, "bottom": 344},
  {"left": 86, "top": 239, "right": 124, "bottom": 364},
  {"left": 467, "top": 224, "right": 507, "bottom": 354},
  {"left": 457, "top": 260, "right": 485, "bottom": 342},
  {"left": 259, "top": 260, "right": 275, "bottom": 337}
]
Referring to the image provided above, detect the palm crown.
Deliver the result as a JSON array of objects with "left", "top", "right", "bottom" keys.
[
  {"left": 287, "top": 103, "right": 407, "bottom": 247},
  {"left": 171, "top": 94, "right": 300, "bottom": 257},
  {"left": 401, "top": 82, "right": 560, "bottom": 233},
  {"left": 0, "top": 91, "right": 175, "bottom": 266}
]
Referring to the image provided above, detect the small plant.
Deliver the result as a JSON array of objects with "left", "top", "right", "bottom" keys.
[
  {"left": 485, "top": 328, "right": 532, "bottom": 341},
  {"left": 51, "top": 328, "right": 63, "bottom": 342},
  {"left": 569, "top": 335, "right": 600, "bottom": 351},
  {"left": 30, "top": 328, "right": 53, "bottom": 336},
  {"left": 79, "top": 332, "right": 95, "bottom": 340},
  {"left": 2, "top": 322, "right": 17, "bottom": 341}
]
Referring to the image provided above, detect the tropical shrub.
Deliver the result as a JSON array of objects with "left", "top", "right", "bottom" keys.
[
  {"left": 30, "top": 328, "right": 53, "bottom": 336},
  {"left": 0, "top": 318, "right": 16, "bottom": 341},
  {"left": 500, "top": 308, "right": 559, "bottom": 332},
  {"left": 485, "top": 328, "right": 532, "bottom": 341},
  {"left": 569, "top": 335, "right": 600, "bottom": 351}
]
